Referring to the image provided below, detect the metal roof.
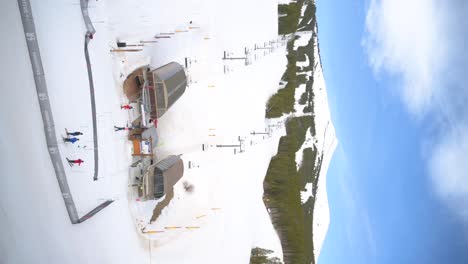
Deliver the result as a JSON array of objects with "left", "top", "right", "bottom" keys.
[
  {"left": 155, "top": 155, "right": 182, "bottom": 172},
  {"left": 153, "top": 62, "right": 185, "bottom": 81},
  {"left": 152, "top": 62, "right": 187, "bottom": 110}
]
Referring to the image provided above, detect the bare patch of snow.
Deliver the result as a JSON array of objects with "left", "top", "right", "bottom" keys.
[
  {"left": 294, "top": 31, "right": 313, "bottom": 50},
  {"left": 301, "top": 183, "right": 313, "bottom": 203},
  {"left": 296, "top": 53, "right": 310, "bottom": 68},
  {"left": 295, "top": 128, "right": 314, "bottom": 169},
  {"left": 297, "top": 3, "right": 308, "bottom": 25}
]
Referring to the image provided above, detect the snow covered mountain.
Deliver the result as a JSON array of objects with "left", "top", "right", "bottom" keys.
[
  {"left": 308, "top": 27, "right": 338, "bottom": 263},
  {"left": 271, "top": 0, "right": 337, "bottom": 261},
  {"left": 276, "top": 27, "right": 338, "bottom": 263}
]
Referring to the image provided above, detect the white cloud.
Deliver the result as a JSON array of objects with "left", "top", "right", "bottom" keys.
[
  {"left": 363, "top": 0, "right": 447, "bottom": 115},
  {"left": 430, "top": 125, "right": 468, "bottom": 218},
  {"left": 363, "top": 0, "right": 468, "bottom": 222}
]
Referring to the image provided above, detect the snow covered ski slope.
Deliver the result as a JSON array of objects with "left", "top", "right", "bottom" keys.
[
  {"left": 1, "top": 0, "right": 337, "bottom": 263},
  {"left": 1, "top": 0, "right": 288, "bottom": 263}
]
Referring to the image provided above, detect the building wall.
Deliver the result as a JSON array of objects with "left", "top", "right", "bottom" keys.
[{"left": 162, "top": 158, "right": 184, "bottom": 192}]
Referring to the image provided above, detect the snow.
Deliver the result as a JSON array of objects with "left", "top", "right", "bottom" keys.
[
  {"left": 294, "top": 84, "right": 306, "bottom": 113},
  {"left": 297, "top": 53, "right": 310, "bottom": 68},
  {"left": 294, "top": 31, "right": 313, "bottom": 50},
  {"left": 1, "top": 0, "right": 337, "bottom": 263},
  {"left": 277, "top": 0, "right": 297, "bottom": 4},
  {"left": 289, "top": 26, "right": 337, "bottom": 262},
  {"left": 103, "top": 0, "right": 287, "bottom": 261},
  {"left": 297, "top": 2, "right": 309, "bottom": 26},
  {"left": 295, "top": 128, "right": 313, "bottom": 169},
  {"left": 301, "top": 3, "right": 308, "bottom": 17},
  {"left": 136, "top": 52, "right": 289, "bottom": 263},
  {"left": 301, "top": 183, "right": 314, "bottom": 203},
  {"left": 0, "top": 2, "right": 147, "bottom": 263},
  {"left": 309, "top": 26, "right": 338, "bottom": 263},
  {"left": 1, "top": 0, "right": 288, "bottom": 263}
]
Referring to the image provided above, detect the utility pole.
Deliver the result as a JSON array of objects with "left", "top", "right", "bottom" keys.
[
  {"left": 222, "top": 51, "right": 247, "bottom": 60},
  {"left": 254, "top": 44, "right": 274, "bottom": 50},
  {"left": 110, "top": 49, "right": 143, "bottom": 52},
  {"left": 250, "top": 131, "right": 270, "bottom": 135},
  {"left": 149, "top": 239, "right": 152, "bottom": 264},
  {"left": 215, "top": 144, "right": 241, "bottom": 148}
]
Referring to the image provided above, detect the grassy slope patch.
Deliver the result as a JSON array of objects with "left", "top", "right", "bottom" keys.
[
  {"left": 298, "top": 2, "right": 316, "bottom": 32},
  {"left": 278, "top": 2, "right": 301, "bottom": 35},
  {"left": 266, "top": 39, "right": 298, "bottom": 118},
  {"left": 266, "top": 1, "right": 316, "bottom": 119},
  {"left": 250, "top": 248, "right": 283, "bottom": 264},
  {"left": 263, "top": 116, "right": 316, "bottom": 264},
  {"left": 263, "top": 1, "right": 322, "bottom": 264}
]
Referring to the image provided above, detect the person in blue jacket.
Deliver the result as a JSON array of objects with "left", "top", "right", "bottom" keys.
[{"left": 64, "top": 137, "right": 79, "bottom": 144}]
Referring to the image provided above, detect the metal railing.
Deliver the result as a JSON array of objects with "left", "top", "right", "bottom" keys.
[{"left": 18, "top": 0, "right": 113, "bottom": 224}]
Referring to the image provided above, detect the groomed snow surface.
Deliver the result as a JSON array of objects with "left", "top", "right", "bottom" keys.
[
  {"left": 1, "top": 0, "right": 284, "bottom": 263},
  {"left": 1, "top": 0, "right": 337, "bottom": 263}
]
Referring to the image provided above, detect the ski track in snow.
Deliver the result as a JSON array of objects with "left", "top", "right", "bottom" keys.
[{"left": 298, "top": 3, "right": 309, "bottom": 26}]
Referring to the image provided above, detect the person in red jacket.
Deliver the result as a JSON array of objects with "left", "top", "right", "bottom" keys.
[
  {"left": 67, "top": 158, "right": 84, "bottom": 166},
  {"left": 121, "top": 104, "right": 133, "bottom": 110},
  {"left": 114, "top": 126, "right": 133, "bottom": 131},
  {"left": 149, "top": 119, "right": 158, "bottom": 128},
  {"left": 63, "top": 137, "right": 80, "bottom": 144}
]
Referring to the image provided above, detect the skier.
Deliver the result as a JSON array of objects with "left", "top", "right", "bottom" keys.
[
  {"left": 114, "top": 126, "right": 133, "bottom": 131},
  {"left": 67, "top": 158, "right": 84, "bottom": 166},
  {"left": 64, "top": 137, "right": 80, "bottom": 144},
  {"left": 66, "top": 131, "right": 83, "bottom": 137},
  {"left": 121, "top": 104, "right": 133, "bottom": 110}
]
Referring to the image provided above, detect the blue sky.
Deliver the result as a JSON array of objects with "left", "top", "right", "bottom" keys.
[{"left": 316, "top": 0, "right": 468, "bottom": 263}]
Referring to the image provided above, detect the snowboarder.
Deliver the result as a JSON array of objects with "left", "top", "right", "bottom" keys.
[
  {"left": 121, "top": 104, "right": 133, "bottom": 110},
  {"left": 63, "top": 137, "right": 80, "bottom": 144},
  {"left": 67, "top": 158, "right": 84, "bottom": 166},
  {"left": 114, "top": 126, "right": 133, "bottom": 131},
  {"left": 66, "top": 130, "right": 83, "bottom": 137}
]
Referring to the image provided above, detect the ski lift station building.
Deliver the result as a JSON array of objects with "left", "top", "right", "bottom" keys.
[
  {"left": 142, "top": 155, "right": 184, "bottom": 200},
  {"left": 124, "top": 62, "right": 187, "bottom": 125}
]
